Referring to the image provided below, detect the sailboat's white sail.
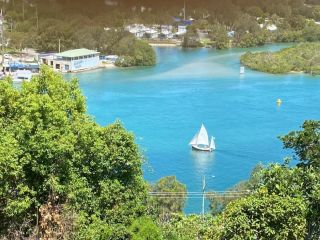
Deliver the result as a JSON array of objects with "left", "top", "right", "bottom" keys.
[
  {"left": 190, "top": 124, "right": 216, "bottom": 151},
  {"left": 210, "top": 136, "right": 216, "bottom": 150},
  {"left": 196, "top": 124, "right": 209, "bottom": 146},
  {"left": 189, "top": 133, "right": 198, "bottom": 145}
]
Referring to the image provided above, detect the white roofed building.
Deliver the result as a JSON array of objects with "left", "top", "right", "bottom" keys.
[{"left": 41, "top": 48, "right": 100, "bottom": 73}]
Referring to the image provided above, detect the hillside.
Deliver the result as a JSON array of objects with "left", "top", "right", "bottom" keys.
[{"left": 2, "top": 0, "right": 320, "bottom": 53}]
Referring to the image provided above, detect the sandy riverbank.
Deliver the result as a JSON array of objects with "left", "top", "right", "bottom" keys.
[
  {"left": 101, "top": 63, "right": 117, "bottom": 68},
  {"left": 149, "top": 43, "right": 180, "bottom": 47},
  {"left": 149, "top": 43, "right": 179, "bottom": 47}
]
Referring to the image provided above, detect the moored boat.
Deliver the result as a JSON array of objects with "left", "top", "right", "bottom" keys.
[
  {"left": 189, "top": 124, "right": 216, "bottom": 152},
  {"left": 240, "top": 66, "right": 245, "bottom": 74}
]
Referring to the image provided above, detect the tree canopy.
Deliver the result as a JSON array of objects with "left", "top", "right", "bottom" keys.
[
  {"left": 148, "top": 176, "right": 187, "bottom": 222},
  {"left": 221, "top": 192, "right": 307, "bottom": 239},
  {"left": 0, "top": 66, "right": 147, "bottom": 238},
  {"left": 241, "top": 43, "right": 320, "bottom": 75}
]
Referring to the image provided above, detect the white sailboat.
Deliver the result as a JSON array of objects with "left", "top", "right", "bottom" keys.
[
  {"left": 240, "top": 66, "right": 245, "bottom": 74},
  {"left": 189, "top": 124, "right": 216, "bottom": 152}
]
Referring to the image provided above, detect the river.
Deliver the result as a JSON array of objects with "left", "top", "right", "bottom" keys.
[{"left": 70, "top": 44, "right": 320, "bottom": 213}]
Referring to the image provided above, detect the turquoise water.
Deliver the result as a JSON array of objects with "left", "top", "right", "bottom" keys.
[{"left": 71, "top": 44, "right": 320, "bottom": 213}]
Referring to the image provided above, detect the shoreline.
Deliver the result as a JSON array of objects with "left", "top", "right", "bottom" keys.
[
  {"left": 61, "top": 63, "right": 117, "bottom": 74},
  {"left": 149, "top": 43, "right": 179, "bottom": 47},
  {"left": 101, "top": 63, "right": 117, "bottom": 69}
]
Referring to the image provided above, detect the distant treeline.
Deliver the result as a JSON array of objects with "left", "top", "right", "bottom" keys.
[
  {"left": 1, "top": 0, "right": 320, "bottom": 57},
  {"left": 241, "top": 43, "right": 320, "bottom": 74}
]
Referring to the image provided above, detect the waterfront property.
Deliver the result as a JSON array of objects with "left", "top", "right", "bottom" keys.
[
  {"left": 40, "top": 48, "right": 100, "bottom": 73},
  {"left": 176, "top": 25, "right": 187, "bottom": 36},
  {"left": 100, "top": 55, "right": 119, "bottom": 64},
  {"left": 2, "top": 61, "right": 40, "bottom": 82},
  {"left": 126, "top": 24, "right": 182, "bottom": 40},
  {"left": 3, "top": 61, "right": 40, "bottom": 73}
]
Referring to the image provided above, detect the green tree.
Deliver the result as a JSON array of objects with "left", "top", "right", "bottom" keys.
[
  {"left": 246, "top": 6, "right": 264, "bottom": 17},
  {"left": 148, "top": 176, "right": 187, "bottom": 221},
  {"left": 281, "top": 120, "right": 320, "bottom": 169},
  {"left": 161, "top": 214, "right": 222, "bottom": 240},
  {"left": 114, "top": 35, "right": 156, "bottom": 67},
  {"left": 0, "top": 67, "right": 147, "bottom": 237},
  {"left": 182, "top": 25, "right": 203, "bottom": 48},
  {"left": 241, "top": 43, "right": 320, "bottom": 75},
  {"left": 36, "top": 19, "right": 75, "bottom": 52},
  {"left": 279, "top": 120, "right": 320, "bottom": 239},
  {"left": 209, "top": 24, "right": 230, "bottom": 50},
  {"left": 259, "top": 163, "right": 320, "bottom": 240},
  {"left": 288, "top": 15, "right": 307, "bottom": 30},
  {"left": 221, "top": 193, "right": 307, "bottom": 240},
  {"left": 208, "top": 163, "right": 264, "bottom": 215},
  {"left": 302, "top": 23, "right": 320, "bottom": 42},
  {"left": 312, "top": 6, "right": 320, "bottom": 21},
  {"left": 129, "top": 217, "right": 163, "bottom": 240}
]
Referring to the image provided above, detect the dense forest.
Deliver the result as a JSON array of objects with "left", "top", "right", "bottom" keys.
[
  {"left": 0, "top": 67, "right": 319, "bottom": 239},
  {"left": 2, "top": 0, "right": 320, "bottom": 52}
]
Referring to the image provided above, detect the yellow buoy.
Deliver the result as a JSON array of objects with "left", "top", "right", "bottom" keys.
[{"left": 276, "top": 99, "right": 282, "bottom": 105}]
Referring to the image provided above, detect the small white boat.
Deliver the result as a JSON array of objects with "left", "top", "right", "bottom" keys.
[
  {"left": 13, "top": 70, "right": 32, "bottom": 82},
  {"left": 240, "top": 66, "right": 245, "bottom": 74},
  {"left": 189, "top": 124, "right": 216, "bottom": 152}
]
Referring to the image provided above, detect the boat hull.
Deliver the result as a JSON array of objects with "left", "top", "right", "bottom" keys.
[{"left": 192, "top": 145, "right": 214, "bottom": 152}]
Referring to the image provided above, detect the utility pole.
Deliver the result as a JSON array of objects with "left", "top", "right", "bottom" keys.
[
  {"left": 0, "top": 8, "right": 4, "bottom": 66},
  {"left": 22, "top": 0, "right": 25, "bottom": 21},
  {"left": 30, "top": 3, "right": 39, "bottom": 31},
  {"left": 183, "top": 0, "right": 186, "bottom": 21},
  {"left": 10, "top": 18, "right": 13, "bottom": 32},
  {"left": 202, "top": 175, "right": 206, "bottom": 216},
  {"left": 36, "top": 4, "right": 38, "bottom": 31},
  {"left": 58, "top": 39, "right": 61, "bottom": 53}
]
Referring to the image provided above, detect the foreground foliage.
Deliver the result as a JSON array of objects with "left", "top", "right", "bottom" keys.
[
  {"left": 161, "top": 214, "right": 222, "bottom": 240},
  {"left": 241, "top": 43, "right": 320, "bottom": 75},
  {"left": 0, "top": 67, "right": 147, "bottom": 238},
  {"left": 222, "top": 193, "right": 307, "bottom": 239},
  {"left": 207, "top": 164, "right": 263, "bottom": 215}
]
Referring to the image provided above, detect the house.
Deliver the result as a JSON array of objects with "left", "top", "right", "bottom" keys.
[
  {"left": 127, "top": 25, "right": 146, "bottom": 38},
  {"left": 3, "top": 61, "right": 40, "bottom": 73},
  {"left": 145, "top": 29, "right": 159, "bottom": 39},
  {"left": 160, "top": 25, "right": 174, "bottom": 39},
  {"left": 127, "top": 24, "right": 149, "bottom": 38},
  {"left": 41, "top": 48, "right": 100, "bottom": 73},
  {"left": 126, "top": 24, "right": 161, "bottom": 39},
  {"left": 176, "top": 25, "right": 187, "bottom": 35}
]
